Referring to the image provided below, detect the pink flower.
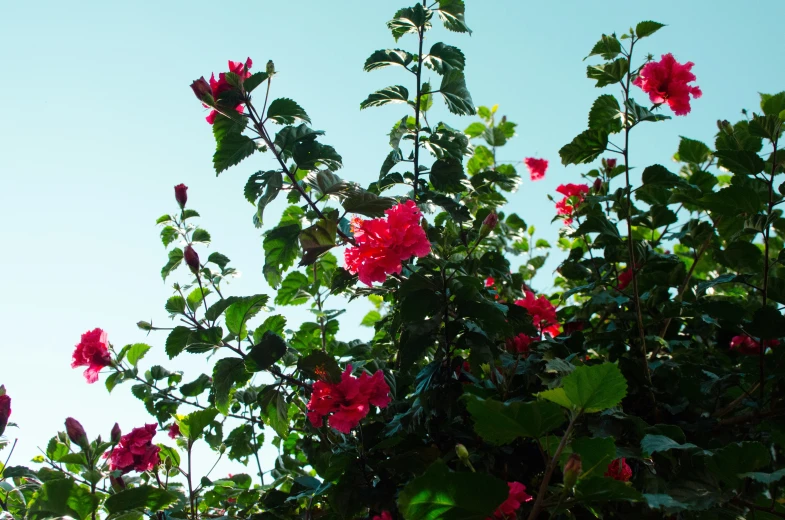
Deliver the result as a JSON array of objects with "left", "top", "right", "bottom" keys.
[
  {"left": 633, "top": 53, "right": 701, "bottom": 116},
  {"left": 205, "top": 58, "right": 253, "bottom": 124},
  {"left": 72, "top": 328, "right": 112, "bottom": 384},
  {"left": 525, "top": 157, "right": 548, "bottom": 181},
  {"left": 485, "top": 277, "right": 495, "bottom": 288},
  {"left": 344, "top": 201, "right": 431, "bottom": 286},
  {"left": 0, "top": 394, "right": 10, "bottom": 436},
  {"left": 174, "top": 184, "right": 188, "bottom": 209},
  {"left": 106, "top": 424, "right": 161, "bottom": 474},
  {"left": 506, "top": 333, "right": 535, "bottom": 356},
  {"left": 617, "top": 268, "right": 633, "bottom": 291},
  {"left": 488, "top": 482, "right": 532, "bottom": 519},
  {"left": 554, "top": 184, "right": 590, "bottom": 225},
  {"left": 605, "top": 458, "right": 632, "bottom": 482},
  {"left": 514, "top": 290, "right": 561, "bottom": 337},
  {"left": 373, "top": 512, "right": 393, "bottom": 520},
  {"left": 168, "top": 423, "right": 181, "bottom": 439},
  {"left": 730, "top": 335, "right": 779, "bottom": 355},
  {"left": 307, "top": 365, "right": 391, "bottom": 434}
]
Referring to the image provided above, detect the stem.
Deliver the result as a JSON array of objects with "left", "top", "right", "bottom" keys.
[
  {"left": 186, "top": 440, "right": 196, "bottom": 520},
  {"left": 761, "top": 137, "right": 779, "bottom": 404},
  {"left": 411, "top": 0, "right": 426, "bottom": 201},
  {"left": 248, "top": 406, "right": 265, "bottom": 486},
  {"left": 527, "top": 414, "right": 579, "bottom": 520},
  {"left": 620, "top": 37, "right": 652, "bottom": 386},
  {"left": 314, "top": 264, "right": 327, "bottom": 351},
  {"left": 0, "top": 439, "right": 17, "bottom": 479}
]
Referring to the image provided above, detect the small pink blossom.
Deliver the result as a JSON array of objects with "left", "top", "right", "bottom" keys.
[
  {"left": 524, "top": 157, "right": 548, "bottom": 181},
  {"left": 633, "top": 53, "right": 701, "bottom": 116},
  {"left": 72, "top": 328, "right": 112, "bottom": 384}
]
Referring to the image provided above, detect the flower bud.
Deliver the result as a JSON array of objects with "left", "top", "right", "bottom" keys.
[
  {"left": 479, "top": 212, "right": 498, "bottom": 237},
  {"left": 266, "top": 60, "right": 275, "bottom": 75},
  {"left": 184, "top": 245, "right": 200, "bottom": 275},
  {"left": 605, "top": 158, "right": 617, "bottom": 170},
  {"left": 592, "top": 177, "right": 603, "bottom": 194},
  {"left": 109, "top": 475, "right": 125, "bottom": 491},
  {"left": 0, "top": 392, "right": 11, "bottom": 437},
  {"left": 174, "top": 184, "right": 188, "bottom": 209},
  {"left": 110, "top": 423, "right": 122, "bottom": 443},
  {"left": 65, "top": 417, "right": 87, "bottom": 446},
  {"left": 563, "top": 453, "right": 582, "bottom": 490},
  {"left": 190, "top": 77, "right": 212, "bottom": 103},
  {"left": 455, "top": 443, "right": 470, "bottom": 461},
  {"left": 137, "top": 321, "right": 153, "bottom": 331}
]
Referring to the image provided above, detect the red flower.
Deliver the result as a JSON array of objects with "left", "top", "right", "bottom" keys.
[
  {"left": 106, "top": 424, "right": 161, "bottom": 474},
  {"left": 485, "top": 277, "right": 495, "bottom": 288},
  {"left": 554, "top": 183, "right": 590, "bottom": 225},
  {"left": 307, "top": 365, "right": 391, "bottom": 434},
  {"left": 506, "top": 333, "right": 535, "bottom": 356},
  {"left": 488, "top": 482, "right": 532, "bottom": 519},
  {"left": 168, "top": 423, "right": 181, "bottom": 439},
  {"left": 730, "top": 335, "right": 779, "bottom": 355},
  {"left": 344, "top": 201, "right": 431, "bottom": 286},
  {"left": 524, "top": 157, "right": 548, "bottom": 181},
  {"left": 605, "top": 157, "right": 617, "bottom": 170},
  {"left": 605, "top": 458, "right": 632, "bottom": 482},
  {"left": 174, "top": 184, "right": 188, "bottom": 209},
  {"left": 0, "top": 393, "right": 10, "bottom": 436},
  {"left": 205, "top": 58, "right": 253, "bottom": 124},
  {"left": 514, "top": 290, "right": 561, "bottom": 337},
  {"left": 617, "top": 268, "right": 633, "bottom": 291},
  {"left": 373, "top": 512, "right": 393, "bottom": 520},
  {"left": 633, "top": 53, "right": 701, "bottom": 116},
  {"left": 184, "top": 244, "right": 200, "bottom": 274},
  {"left": 72, "top": 328, "right": 112, "bottom": 384}
]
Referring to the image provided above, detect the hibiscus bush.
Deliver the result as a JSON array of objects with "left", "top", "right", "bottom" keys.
[{"left": 3, "top": 2, "right": 785, "bottom": 519}]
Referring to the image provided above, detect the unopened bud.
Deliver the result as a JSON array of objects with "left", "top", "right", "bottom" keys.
[
  {"left": 65, "top": 417, "right": 87, "bottom": 446},
  {"left": 109, "top": 475, "right": 125, "bottom": 491},
  {"left": 0, "top": 392, "right": 10, "bottom": 437},
  {"left": 184, "top": 245, "right": 200, "bottom": 275},
  {"left": 137, "top": 321, "right": 153, "bottom": 331},
  {"left": 605, "top": 158, "right": 617, "bottom": 170},
  {"left": 592, "top": 177, "right": 603, "bottom": 194},
  {"left": 266, "top": 60, "right": 275, "bottom": 75},
  {"left": 110, "top": 423, "right": 122, "bottom": 443},
  {"left": 563, "top": 453, "right": 582, "bottom": 490},
  {"left": 480, "top": 212, "right": 498, "bottom": 237},
  {"left": 190, "top": 77, "right": 212, "bottom": 104},
  {"left": 455, "top": 443, "right": 470, "bottom": 461},
  {"left": 174, "top": 184, "right": 188, "bottom": 210}
]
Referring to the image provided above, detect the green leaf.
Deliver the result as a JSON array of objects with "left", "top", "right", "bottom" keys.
[
  {"left": 559, "top": 129, "right": 608, "bottom": 165},
  {"left": 303, "top": 170, "right": 351, "bottom": 199},
  {"left": 212, "top": 112, "right": 246, "bottom": 144},
  {"left": 274, "top": 125, "right": 325, "bottom": 159},
  {"left": 125, "top": 343, "right": 151, "bottom": 367},
  {"left": 298, "top": 350, "right": 342, "bottom": 383},
  {"left": 207, "top": 252, "right": 231, "bottom": 270},
  {"left": 713, "top": 149, "right": 765, "bottom": 175},
  {"left": 180, "top": 374, "right": 212, "bottom": 397},
  {"left": 179, "top": 408, "right": 219, "bottom": 441},
  {"left": 364, "top": 49, "right": 413, "bottom": 71},
  {"left": 266, "top": 98, "right": 310, "bottom": 125},
  {"left": 586, "top": 58, "right": 628, "bottom": 88},
  {"left": 439, "top": 70, "right": 475, "bottom": 116},
  {"left": 463, "top": 395, "right": 565, "bottom": 445},
  {"left": 429, "top": 158, "right": 467, "bottom": 192},
  {"left": 739, "top": 469, "right": 785, "bottom": 485},
  {"left": 293, "top": 140, "right": 343, "bottom": 171},
  {"left": 254, "top": 315, "right": 287, "bottom": 342},
  {"left": 342, "top": 190, "right": 396, "bottom": 217},
  {"left": 165, "top": 326, "right": 192, "bottom": 358},
  {"left": 225, "top": 294, "right": 269, "bottom": 336},
  {"left": 539, "top": 363, "right": 627, "bottom": 413},
  {"left": 213, "top": 357, "right": 249, "bottom": 415},
  {"left": 247, "top": 332, "right": 287, "bottom": 371},
  {"left": 161, "top": 248, "right": 183, "bottom": 280},
  {"left": 570, "top": 437, "right": 617, "bottom": 479},
  {"left": 398, "top": 462, "right": 507, "bottom": 520},
  {"left": 387, "top": 4, "right": 431, "bottom": 41},
  {"left": 28, "top": 479, "right": 98, "bottom": 520},
  {"left": 464, "top": 122, "right": 486, "bottom": 138},
  {"left": 635, "top": 20, "right": 665, "bottom": 38},
  {"left": 761, "top": 91, "right": 785, "bottom": 117},
  {"left": 165, "top": 295, "right": 186, "bottom": 315},
  {"left": 192, "top": 228, "right": 211, "bottom": 243},
  {"left": 360, "top": 85, "right": 410, "bottom": 109},
  {"left": 643, "top": 494, "right": 688, "bottom": 512},
  {"left": 701, "top": 185, "right": 762, "bottom": 216},
  {"left": 588, "top": 94, "right": 622, "bottom": 133},
  {"left": 641, "top": 164, "right": 682, "bottom": 188},
  {"left": 263, "top": 219, "right": 303, "bottom": 288},
  {"left": 436, "top": 0, "right": 471, "bottom": 34},
  {"left": 243, "top": 71, "right": 269, "bottom": 93},
  {"left": 259, "top": 387, "right": 290, "bottom": 438},
  {"left": 186, "top": 287, "right": 210, "bottom": 312},
  {"left": 361, "top": 310, "right": 382, "bottom": 327},
  {"left": 640, "top": 434, "right": 697, "bottom": 455},
  {"left": 626, "top": 98, "right": 671, "bottom": 124},
  {"left": 299, "top": 218, "right": 337, "bottom": 266},
  {"left": 574, "top": 477, "right": 642, "bottom": 503},
  {"left": 245, "top": 170, "right": 283, "bottom": 228},
  {"left": 214, "top": 133, "right": 256, "bottom": 174},
  {"left": 104, "top": 486, "right": 179, "bottom": 514},
  {"left": 423, "top": 42, "right": 465, "bottom": 74},
  {"left": 275, "top": 271, "right": 311, "bottom": 306},
  {"left": 677, "top": 136, "right": 711, "bottom": 164},
  {"left": 585, "top": 34, "right": 621, "bottom": 60},
  {"left": 160, "top": 226, "right": 178, "bottom": 247}
]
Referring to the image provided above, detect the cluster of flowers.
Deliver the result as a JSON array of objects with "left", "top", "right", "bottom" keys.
[
  {"left": 191, "top": 58, "right": 253, "bottom": 124},
  {"left": 505, "top": 289, "right": 561, "bottom": 357},
  {"left": 307, "top": 365, "right": 391, "bottom": 434},
  {"left": 106, "top": 424, "right": 161, "bottom": 474},
  {"left": 344, "top": 201, "right": 431, "bottom": 286},
  {"left": 554, "top": 183, "right": 591, "bottom": 226}
]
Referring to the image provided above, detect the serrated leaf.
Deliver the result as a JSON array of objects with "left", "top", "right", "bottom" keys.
[
  {"left": 266, "top": 98, "right": 310, "bottom": 125},
  {"left": 588, "top": 94, "right": 622, "bottom": 133},
  {"left": 125, "top": 343, "right": 151, "bottom": 367},
  {"left": 342, "top": 190, "right": 396, "bottom": 217},
  {"left": 160, "top": 226, "right": 178, "bottom": 247},
  {"left": 360, "top": 85, "right": 410, "bottom": 109},
  {"left": 192, "top": 228, "right": 211, "bottom": 243},
  {"left": 178, "top": 408, "right": 219, "bottom": 441},
  {"left": 253, "top": 315, "right": 287, "bottom": 343},
  {"left": 585, "top": 34, "right": 621, "bottom": 60},
  {"left": 214, "top": 133, "right": 256, "bottom": 174},
  {"left": 626, "top": 98, "right": 671, "bottom": 124},
  {"left": 29, "top": 479, "right": 99, "bottom": 520},
  {"left": 263, "top": 215, "right": 303, "bottom": 288},
  {"left": 364, "top": 49, "right": 413, "bottom": 71},
  {"left": 180, "top": 374, "right": 212, "bottom": 397},
  {"left": 161, "top": 248, "right": 183, "bottom": 280},
  {"left": 387, "top": 4, "right": 431, "bottom": 41},
  {"left": 436, "top": 0, "right": 471, "bottom": 34},
  {"left": 246, "top": 332, "right": 287, "bottom": 372},
  {"left": 275, "top": 271, "right": 311, "bottom": 306},
  {"left": 303, "top": 170, "right": 351, "bottom": 199},
  {"left": 225, "top": 294, "right": 269, "bottom": 337},
  {"left": 586, "top": 58, "right": 628, "bottom": 88},
  {"left": 559, "top": 129, "right": 609, "bottom": 165},
  {"left": 245, "top": 170, "right": 283, "bottom": 228},
  {"left": 439, "top": 69, "right": 475, "bottom": 116},
  {"left": 539, "top": 363, "right": 627, "bottom": 413},
  {"left": 361, "top": 310, "right": 382, "bottom": 327},
  {"left": 429, "top": 158, "right": 466, "bottom": 192},
  {"left": 243, "top": 71, "right": 269, "bottom": 93},
  {"left": 207, "top": 252, "right": 230, "bottom": 270},
  {"left": 186, "top": 286, "right": 210, "bottom": 312},
  {"left": 635, "top": 20, "right": 665, "bottom": 38},
  {"left": 299, "top": 218, "right": 337, "bottom": 266},
  {"left": 423, "top": 42, "right": 465, "bottom": 74},
  {"left": 293, "top": 140, "right": 343, "bottom": 171},
  {"left": 213, "top": 357, "right": 249, "bottom": 414},
  {"left": 677, "top": 136, "right": 711, "bottom": 164},
  {"left": 104, "top": 486, "right": 179, "bottom": 514},
  {"left": 713, "top": 149, "right": 765, "bottom": 175},
  {"left": 640, "top": 434, "right": 698, "bottom": 455},
  {"left": 464, "top": 395, "right": 565, "bottom": 445}
]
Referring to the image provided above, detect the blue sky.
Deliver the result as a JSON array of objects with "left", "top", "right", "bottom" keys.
[{"left": 1, "top": 0, "right": 783, "bottom": 479}]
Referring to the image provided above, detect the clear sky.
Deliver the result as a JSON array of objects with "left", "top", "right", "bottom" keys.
[{"left": 1, "top": 0, "right": 783, "bottom": 480}]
